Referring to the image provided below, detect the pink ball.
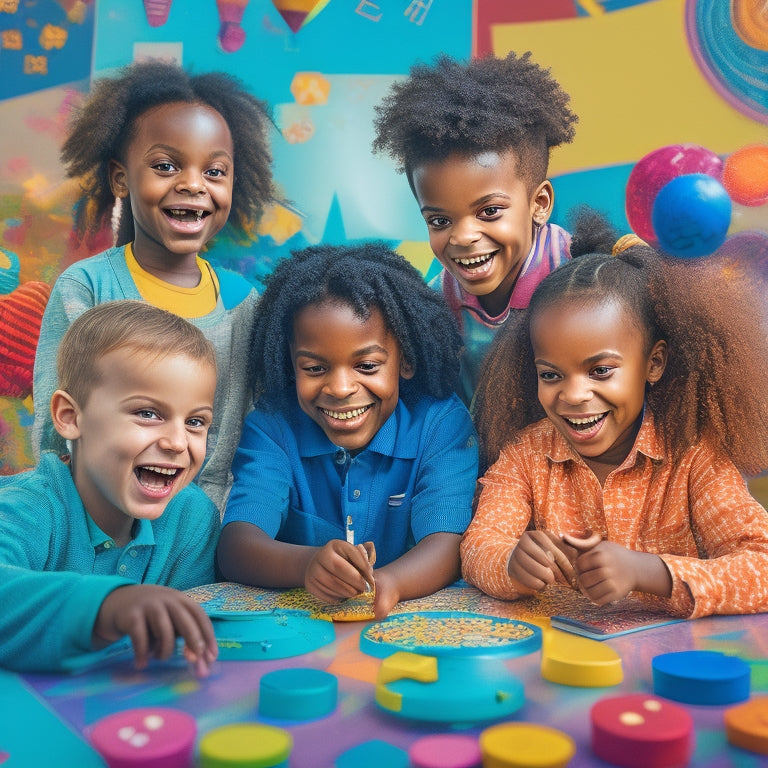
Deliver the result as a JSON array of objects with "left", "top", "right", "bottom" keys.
[{"left": 625, "top": 144, "right": 723, "bottom": 244}]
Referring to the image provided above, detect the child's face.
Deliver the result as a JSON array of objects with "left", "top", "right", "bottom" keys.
[
  {"left": 530, "top": 299, "right": 666, "bottom": 474},
  {"left": 63, "top": 346, "right": 216, "bottom": 541},
  {"left": 290, "top": 300, "right": 413, "bottom": 454},
  {"left": 109, "top": 102, "right": 234, "bottom": 264},
  {"left": 412, "top": 150, "right": 553, "bottom": 316}
]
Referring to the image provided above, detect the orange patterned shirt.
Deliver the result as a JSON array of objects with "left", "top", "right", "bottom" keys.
[{"left": 461, "top": 413, "right": 768, "bottom": 618}]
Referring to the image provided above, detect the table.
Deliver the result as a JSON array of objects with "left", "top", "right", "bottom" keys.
[{"left": 3, "top": 584, "right": 768, "bottom": 767}]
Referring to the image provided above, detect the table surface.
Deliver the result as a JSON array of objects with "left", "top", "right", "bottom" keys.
[{"left": 3, "top": 583, "right": 768, "bottom": 768}]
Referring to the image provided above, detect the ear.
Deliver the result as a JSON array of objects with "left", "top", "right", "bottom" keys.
[
  {"left": 50, "top": 389, "right": 83, "bottom": 441},
  {"left": 400, "top": 359, "right": 415, "bottom": 380},
  {"left": 108, "top": 159, "right": 129, "bottom": 199},
  {"left": 532, "top": 180, "right": 554, "bottom": 226},
  {"left": 646, "top": 339, "right": 668, "bottom": 385}
]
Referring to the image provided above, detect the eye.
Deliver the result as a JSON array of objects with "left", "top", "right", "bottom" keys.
[
  {"left": 537, "top": 370, "right": 560, "bottom": 382},
  {"left": 591, "top": 366, "right": 614, "bottom": 378},
  {"left": 301, "top": 364, "right": 326, "bottom": 375},
  {"left": 479, "top": 206, "right": 502, "bottom": 218},
  {"left": 186, "top": 416, "right": 208, "bottom": 429},
  {"left": 152, "top": 161, "right": 177, "bottom": 173},
  {"left": 136, "top": 409, "right": 160, "bottom": 420},
  {"left": 357, "top": 361, "right": 381, "bottom": 373},
  {"left": 205, "top": 167, "right": 227, "bottom": 178},
  {"left": 426, "top": 215, "right": 450, "bottom": 229}
]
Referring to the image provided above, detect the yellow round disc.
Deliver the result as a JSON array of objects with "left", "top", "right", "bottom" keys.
[
  {"left": 480, "top": 723, "right": 576, "bottom": 768},
  {"left": 541, "top": 629, "right": 623, "bottom": 687},
  {"left": 199, "top": 723, "right": 292, "bottom": 768}
]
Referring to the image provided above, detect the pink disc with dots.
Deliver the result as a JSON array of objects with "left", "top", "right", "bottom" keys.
[{"left": 89, "top": 707, "right": 196, "bottom": 768}]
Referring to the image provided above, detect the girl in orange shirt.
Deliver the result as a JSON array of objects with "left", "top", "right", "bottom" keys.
[{"left": 462, "top": 210, "right": 768, "bottom": 617}]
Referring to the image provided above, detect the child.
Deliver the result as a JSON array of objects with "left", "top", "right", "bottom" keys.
[
  {"left": 373, "top": 51, "right": 577, "bottom": 403},
  {"left": 1, "top": 301, "right": 220, "bottom": 672},
  {"left": 462, "top": 210, "right": 768, "bottom": 618},
  {"left": 33, "top": 60, "right": 274, "bottom": 513},
  {"left": 217, "top": 243, "right": 479, "bottom": 619}
]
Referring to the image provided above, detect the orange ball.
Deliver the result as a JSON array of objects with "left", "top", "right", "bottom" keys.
[{"left": 723, "top": 144, "right": 768, "bottom": 206}]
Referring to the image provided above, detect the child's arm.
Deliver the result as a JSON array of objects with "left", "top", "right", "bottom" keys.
[
  {"left": 94, "top": 584, "right": 217, "bottom": 675},
  {"left": 217, "top": 522, "right": 375, "bottom": 601},
  {"left": 372, "top": 531, "right": 461, "bottom": 619}
]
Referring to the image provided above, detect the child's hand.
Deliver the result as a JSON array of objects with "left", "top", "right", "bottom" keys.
[
  {"left": 371, "top": 569, "right": 400, "bottom": 620},
  {"left": 564, "top": 532, "right": 673, "bottom": 604},
  {"left": 304, "top": 539, "right": 376, "bottom": 603},
  {"left": 508, "top": 530, "right": 576, "bottom": 594},
  {"left": 94, "top": 584, "right": 218, "bottom": 676}
]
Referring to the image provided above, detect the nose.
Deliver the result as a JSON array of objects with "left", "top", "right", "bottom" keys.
[
  {"left": 559, "top": 376, "right": 593, "bottom": 405},
  {"left": 158, "top": 421, "right": 188, "bottom": 453},
  {"left": 324, "top": 368, "right": 358, "bottom": 399},
  {"left": 448, "top": 217, "right": 481, "bottom": 247},
  {"left": 175, "top": 168, "right": 206, "bottom": 195}
]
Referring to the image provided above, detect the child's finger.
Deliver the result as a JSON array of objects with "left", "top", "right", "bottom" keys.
[
  {"left": 127, "top": 620, "right": 151, "bottom": 670},
  {"left": 562, "top": 530, "right": 602, "bottom": 552}
]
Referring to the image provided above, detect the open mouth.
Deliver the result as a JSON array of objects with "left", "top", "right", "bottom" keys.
[
  {"left": 319, "top": 405, "right": 373, "bottom": 421},
  {"left": 165, "top": 208, "right": 209, "bottom": 223},
  {"left": 452, "top": 251, "right": 496, "bottom": 269},
  {"left": 135, "top": 465, "right": 180, "bottom": 490},
  {"left": 563, "top": 413, "right": 608, "bottom": 432}
]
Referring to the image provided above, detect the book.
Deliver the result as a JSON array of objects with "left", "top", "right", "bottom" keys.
[{"left": 550, "top": 601, "right": 682, "bottom": 640}]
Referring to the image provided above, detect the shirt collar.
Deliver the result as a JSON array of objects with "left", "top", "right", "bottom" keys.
[
  {"left": 546, "top": 408, "right": 664, "bottom": 466},
  {"left": 86, "top": 513, "right": 155, "bottom": 551},
  {"left": 294, "top": 398, "right": 416, "bottom": 460}
]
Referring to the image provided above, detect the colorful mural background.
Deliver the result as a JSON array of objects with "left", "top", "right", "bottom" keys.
[{"left": 0, "top": 0, "right": 766, "bottom": 472}]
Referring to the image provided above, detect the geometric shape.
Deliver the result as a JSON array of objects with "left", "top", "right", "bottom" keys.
[
  {"left": 89, "top": 707, "right": 196, "bottom": 768},
  {"left": 723, "top": 144, "right": 768, "bottom": 206},
  {"left": 378, "top": 651, "right": 438, "bottom": 684},
  {"left": 686, "top": 0, "right": 768, "bottom": 124},
  {"left": 375, "top": 655, "right": 525, "bottom": 724},
  {"left": 334, "top": 739, "right": 410, "bottom": 768},
  {"left": 540, "top": 629, "right": 623, "bottom": 687},
  {"left": 590, "top": 694, "right": 694, "bottom": 768},
  {"left": 360, "top": 612, "right": 542, "bottom": 659},
  {"left": 290, "top": 72, "right": 330, "bottom": 106},
  {"left": 143, "top": 0, "right": 173, "bottom": 27},
  {"left": 724, "top": 696, "right": 768, "bottom": 754},
  {"left": 652, "top": 174, "right": 732, "bottom": 258},
  {"left": 213, "top": 611, "right": 335, "bottom": 660},
  {"left": 198, "top": 723, "right": 292, "bottom": 768},
  {"left": 652, "top": 650, "right": 751, "bottom": 705},
  {"left": 480, "top": 722, "right": 576, "bottom": 768},
  {"left": 258, "top": 668, "right": 337, "bottom": 720},
  {"left": 409, "top": 733, "right": 482, "bottom": 768}
]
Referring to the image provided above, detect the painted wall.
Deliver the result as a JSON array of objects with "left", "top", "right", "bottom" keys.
[{"left": 0, "top": 0, "right": 766, "bottom": 472}]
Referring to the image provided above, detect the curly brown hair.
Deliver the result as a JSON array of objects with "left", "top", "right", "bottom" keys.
[
  {"left": 474, "top": 209, "right": 768, "bottom": 476},
  {"left": 372, "top": 51, "right": 577, "bottom": 190},
  {"left": 61, "top": 61, "right": 273, "bottom": 245}
]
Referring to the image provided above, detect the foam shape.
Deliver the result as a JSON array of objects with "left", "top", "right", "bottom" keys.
[
  {"left": 723, "top": 144, "right": 768, "bottom": 206},
  {"left": 590, "top": 694, "right": 693, "bottom": 768},
  {"left": 652, "top": 650, "right": 750, "bottom": 705},
  {"left": 89, "top": 707, "right": 196, "bottom": 768},
  {"left": 199, "top": 723, "right": 292, "bottom": 768},
  {"left": 334, "top": 739, "right": 409, "bottom": 768},
  {"left": 724, "top": 696, "right": 768, "bottom": 754},
  {"left": 258, "top": 667, "right": 337, "bottom": 720},
  {"left": 360, "top": 611, "right": 542, "bottom": 659},
  {"left": 378, "top": 650, "right": 438, "bottom": 684},
  {"left": 480, "top": 723, "right": 575, "bottom": 768},
  {"left": 375, "top": 654, "right": 524, "bottom": 723},
  {"left": 540, "top": 628, "right": 623, "bottom": 687},
  {"left": 409, "top": 733, "right": 482, "bottom": 768}
]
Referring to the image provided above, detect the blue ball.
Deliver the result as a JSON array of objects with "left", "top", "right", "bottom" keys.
[{"left": 651, "top": 173, "right": 732, "bottom": 258}]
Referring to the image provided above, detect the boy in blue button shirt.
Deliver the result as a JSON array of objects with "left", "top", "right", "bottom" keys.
[
  {"left": 0, "top": 301, "right": 220, "bottom": 672},
  {"left": 218, "top": 243, "right": 479, "bottom": 619}
]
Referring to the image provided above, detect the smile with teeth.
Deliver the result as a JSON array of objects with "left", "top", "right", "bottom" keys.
[
  {"left": 166, "top": 208, "right": 208, "bottom": 222},
  {"left": 564, "top": 413, "right": 608, "bottom": 431},
  {"left": 453, "top": 252, "right": 495, "bottom": 267},
  {"left": 135, "top": 465, "right": 180, "bottom": 489},
  {"left": 320, "top": 405, "right": 373, "bottom": 421}
]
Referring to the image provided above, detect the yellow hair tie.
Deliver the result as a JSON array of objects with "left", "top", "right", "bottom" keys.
[{"left": 612, "top": 233, "right": 648, "bottom": 255}]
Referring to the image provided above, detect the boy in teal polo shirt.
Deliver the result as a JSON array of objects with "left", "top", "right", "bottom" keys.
[{"left": 0, "top": 301, "right": 219, "bottom": 672}]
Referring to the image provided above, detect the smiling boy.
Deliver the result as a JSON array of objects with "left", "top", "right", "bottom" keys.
[
  {"left": 0, "top": 301, "right": 220, "bottom": 672},
  {"left": 373, "top": 52, "right": 577, "bottom": 404}
]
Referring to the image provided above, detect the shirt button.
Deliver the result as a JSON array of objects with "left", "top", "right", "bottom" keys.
[
  {"left": 129, "top": 549, "right": 137, "bottom": 558},
  {"left": 103, "top": 541, "right": 112, "bottom": 550},
  {"left": 119, "top": 564, "right": 127, "bottom": 574},
  {"left": 353, "top": 489, "right": 361, "bottom": 499}
]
